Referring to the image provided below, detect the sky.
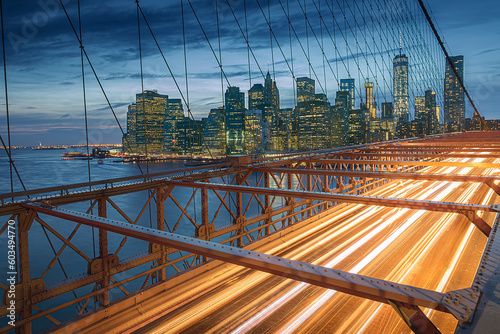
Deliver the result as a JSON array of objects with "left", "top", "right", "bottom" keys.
[{"left": 0, "top": 0, "right": 499, "bottom": 146}]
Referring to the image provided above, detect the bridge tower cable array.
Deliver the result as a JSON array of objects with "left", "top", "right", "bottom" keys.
[{"left": 417, "top": 0, "right": 489, "bottom": 131}]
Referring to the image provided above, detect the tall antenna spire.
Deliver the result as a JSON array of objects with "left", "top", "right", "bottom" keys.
[{"left": 399, "top": 29, "right": 402, "bottom": 55}]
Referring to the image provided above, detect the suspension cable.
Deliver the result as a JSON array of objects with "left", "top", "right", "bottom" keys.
[{"left": 0, "top": 0, "right": 13, "bottom": 195}]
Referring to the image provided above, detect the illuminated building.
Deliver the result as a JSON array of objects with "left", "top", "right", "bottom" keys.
[
  {"left": 202, "top": 107, "right": 225, "bottom": 155},
  {"left": 124, "top": 103, "right": 137, "bottom": 153},
  {"left": 244, "top": 109, "right": 263, "bottom": 154},
  {"left": 393, "top": 54, "right": 409, "bottom": 124},
  {"left": 363, "top": 81, "right": 376, "bottom": 142},
  {"left": 175, "top": 117, "right": 205, "bottom": 155},
  {"left": 348, "top": 108, "right": 365, "bottom": 145},
  {"left": 380, "top": 102, "right": 395, "bottom": 140},
  {"left": 225, "top": 86, "right": 245, "bottom": 154},
  {"left": 248, "top": 84, "right": 264, "bottom": 110},
  {"left": 415, "top": 91, "right": 438, "bottom": 135},
  {"left": 444, "top": 55, "right": 465, "bottom": 132},
  {"left": 425, "top": 90, "right": 438, "bottom": 134},
  {"left": 249, "top": 71, "right": 281, "bottom": 151},
  {"left": 332, "top": 90, "right": 351, "bottom": 146},
  {"left": 415, "top": 96, "right": 425, "bottom": 134},
  {"left": 126, "top": 90, "right": 168, "bottom": 154},
  {"left": 273, "top": 108, "right": 291, "bottom": 152},
  {"left": 364, "top": 81, "right": 376, "bottom": 119},
  {"left": 164, "top": 98, "right": 184, "bottom": 153},
  {"left": 296, "top": 77, "right": 315, "bottom": 103},
  {"left": 340, "top": 78, "right": 355, "bottom": 110},
  {"left": 295, "top": 77, "right": 332, "bottom": 151}
]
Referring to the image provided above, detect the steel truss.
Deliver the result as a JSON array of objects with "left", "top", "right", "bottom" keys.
[{"left": 0, "top": 132, "right": 499, "bottom": 333}]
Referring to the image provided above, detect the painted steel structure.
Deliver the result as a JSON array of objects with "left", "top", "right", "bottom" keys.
[{"left": 0, "top": 132, "right": 500, "bottom": 333}]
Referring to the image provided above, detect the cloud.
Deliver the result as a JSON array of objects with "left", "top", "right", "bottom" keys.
[{"left": 474, "top": 48, "right": 500, "bottom": 56}]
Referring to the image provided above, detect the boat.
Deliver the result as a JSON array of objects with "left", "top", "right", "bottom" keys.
[{"left": 61, "top": 152, "right": 92, "bottom": 160}]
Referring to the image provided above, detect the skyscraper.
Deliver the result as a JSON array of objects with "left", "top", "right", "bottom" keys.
[
  {"left": 340, "top": 78, "right": 355, "bottom": 110},
  {"left": 425, "top": 90, "right": 438, "bottom": 135},
  {"left": 202, "top": 107, "right": 225, "bottom": 155},
  {"left": 393, "top": 54, "right": 409, "bottom": 124},
  {"left": 248, "top": 83, "right": 264, "bottom": 110},
  {"left": 444, "top": 55, "right": 465, "bottom": 132},
  {"left": 295, "top": 77, "right": 331, "bottom": 150},
  {"left": 263, "top": 71, "right": 280, "bottom": 112},
  {"left": 364, "top": 81, "right": 375, "bottom": 119},
  {"left": 296, "top": 77, "right": 315, "bottom": 103},
  {"left": 333, "top": 90, "right": 351, "bottom": 146},
  {"left": 244, "top": 109, "right": 263, "bottom": 154},
  {"left": 380, "top": 102, "right": 395, "bottom": 140},
  {"left": 124, "top": 103, "right": 137, "bottom": 153},
  {"left": 249, "top": 71, "right": 281, "bottom": 151},
  {"left": 163, "top": 98, "right": 184, "bottom": 153},
  {"left": 127, "top": 90, "right": 169, "bottom": 154},
  {"left": 225, "top": 86, "right": 245, "bottom": 154},
  {"left": 415, "top": 96, "right": 425, "bottom": 134}
]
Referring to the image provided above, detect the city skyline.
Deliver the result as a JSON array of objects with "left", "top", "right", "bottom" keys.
[
  {"left": 123, "top": 50, "right": 456, "bottom": 156},
  {"left": 0, "top": 0, "right": 499, "bottom": 146}
]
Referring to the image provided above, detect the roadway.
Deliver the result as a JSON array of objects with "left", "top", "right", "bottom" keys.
[{"left": 82, "top": 155, "right": 500, "bottom": 333}]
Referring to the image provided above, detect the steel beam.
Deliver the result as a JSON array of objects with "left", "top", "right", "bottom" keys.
[
  {"left": 19, "top": 203, "right": 479, "bottom": 323},
  {"left": 331, "top": 152, "right": 500, "bottom": 159},
  {"left": 97, "top": 198, "right": 109, "bottom": 307},
  {"left": 456, "top": 210, "right": 500, "bottom": 333},
  {"left": 300, "top": 159, "right": 500, "bottom": 169},
  {"left": 361, "top": 147, "right": 500, "bottom": 154},
  {"left": 388, "top": 300, "right": 441, "bottom": 334},
  {"left": 166, "top": 181, "right": 495, "bottom": 236},
  {"left": 248, "top": 167, "right": 500, "bottom": 185}
]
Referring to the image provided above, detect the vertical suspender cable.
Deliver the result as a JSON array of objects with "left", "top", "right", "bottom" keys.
[
  {"left": 0, "top": 0, "right": 12, "bottom": 196},
  {"left": 136, "top": 0, "right": 149, "bottom": 174},
  {"left": 76, "top": 0, "right": 96, "bottom": 259}
]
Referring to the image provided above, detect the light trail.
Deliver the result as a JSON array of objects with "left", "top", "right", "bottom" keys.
[{"left": 142, "top": 155, "right": 499, "bottom": 334}]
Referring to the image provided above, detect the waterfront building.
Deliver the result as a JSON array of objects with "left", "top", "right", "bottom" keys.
[
  {"left": 444, "top": 55, "right": 465, "bottom": 132},
  {"left": 124, "top": 103, "right": 137, "bottom": 153},
  {"left": 175, "top": 117, "right": 205, "bottom": 155},
  {"left": 125, "top": 90, "right": 168, "bottom": 154}
]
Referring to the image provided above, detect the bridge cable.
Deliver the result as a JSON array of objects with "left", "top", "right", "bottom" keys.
[
  {"left": 57, "top": 0, "right": 143, "bottom": 175},
  {"left": 135, "top": 1, "right": 154, "bottom": 230},
  {"left": 76, "top": 0, "right": 97, "bottom": 261},
  {"left": 0, "top": 2, "right": 30, "bottom": 201},
  {"left": 184, "top": 0, "right": 262, "bottom": 156},
  {"left": 136, "top": 1, "right": 148, "bottom": 174},
  {"left": 417, "top": 0, "right": 488, "bottom": 130},
  {"left": 0, "top": 0, "right": 12, "bottom": 196},
  {"left": 255, "top": 0, "right": 331, "bottom": 149},
  {"left": 136, "top": 3, "right": 215, "bottom": 159}
]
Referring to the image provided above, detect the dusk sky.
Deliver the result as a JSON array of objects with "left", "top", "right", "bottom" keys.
[{"left": 0, "top": 0, "right": 499, "bottom": 146}]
